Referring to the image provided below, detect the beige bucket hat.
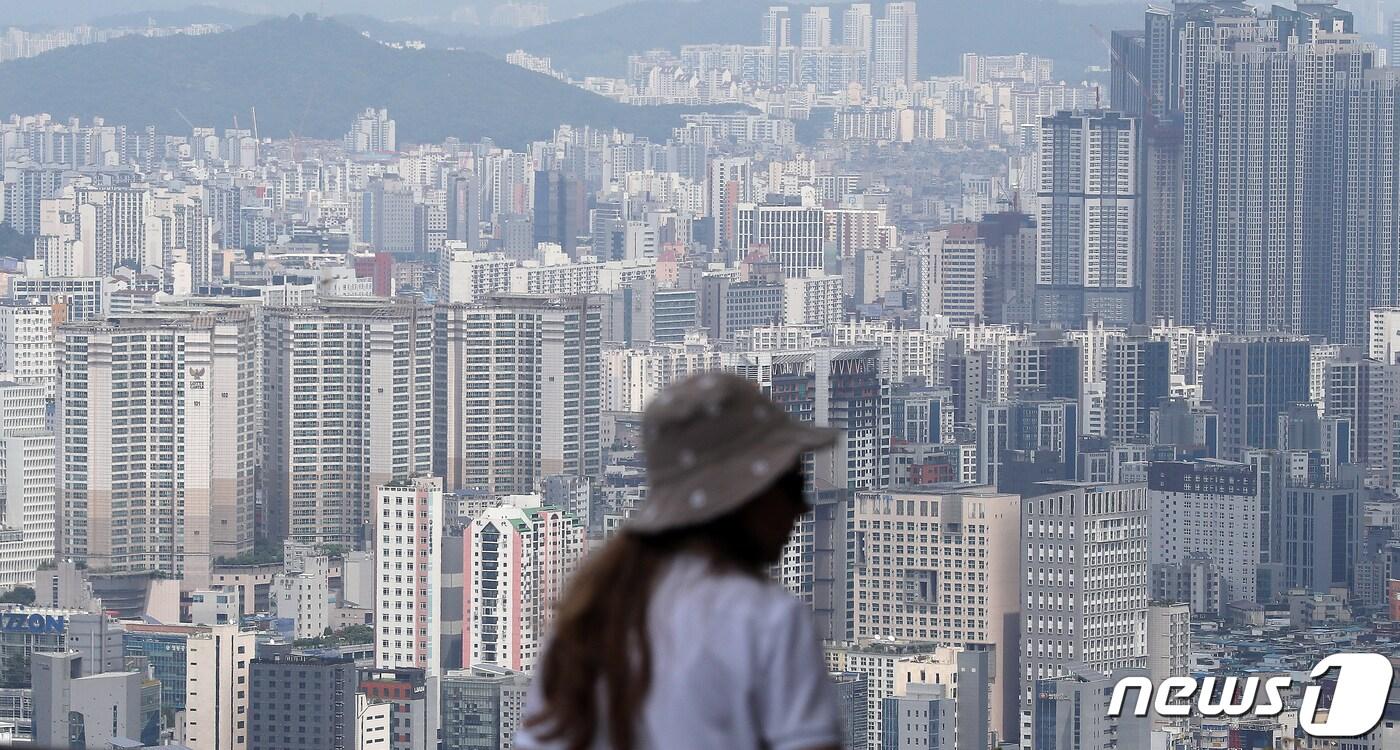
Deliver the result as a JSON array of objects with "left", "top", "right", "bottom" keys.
[{"left": 627, "top": 371, "right": 839, "bottom": 534}]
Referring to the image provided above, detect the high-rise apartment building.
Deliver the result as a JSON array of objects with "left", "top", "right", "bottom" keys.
[
  {"left": 0, "top": 381, "right": 55, "bottom": 586},
  {"left": 872, "top": 2, "right": 918, "bottom": 86},
  {"left": 345, "top": 108, "right": 396, "bottom": 154},
  {"left": 1175, "top": 4, "right": 1400, "bottom": 341},
  {"left": 0, "top": 300, "right": 58, "bottom": 399},
  {"left": 375, "top": 478, "right": 444, "bottom": 676},
  {"left": 841, "top": 3, "right": 873, "bottom": 54},
  {"left": 1020, "top": 482, "right": 1148, "bottom": 745},
  {"left": 849, "top": 488, "right": 1022, "bottom": 742},
  {"left": 58, "top": 308, "right": 257, "bottom": 585},
  {"left": 1036, "top": 110, "right": 1139, "bottom": 327},
  {"left": 463, "top": 496, "right": 585, "bottom": 672},
  {"left": 434, "top": 295, "right": 602, "bottom": 495},
  {"left": 262, "top": 299, "right": 434, "bottom": 546},
  {"left": 800, "top": 6, "right": 831, "bottom": 49},
  {"left": 921, "top": 225, "right": 985, "bottom": 326}
]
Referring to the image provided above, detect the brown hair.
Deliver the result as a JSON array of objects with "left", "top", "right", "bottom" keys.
[{"left": 523, "top": 510, "right": 777, "bottom": 750}]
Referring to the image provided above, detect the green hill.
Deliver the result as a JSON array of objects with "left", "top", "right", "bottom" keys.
[{"left": 0, "top": 15, "right": 703, "bottom": 148}]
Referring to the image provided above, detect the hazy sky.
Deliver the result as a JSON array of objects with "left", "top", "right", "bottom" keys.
[{"left": 3, "top": 0, "right": 1393, "bottom": 33}]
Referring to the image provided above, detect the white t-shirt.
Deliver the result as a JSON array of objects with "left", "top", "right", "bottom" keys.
[{"left": 515, "top": 552, "right": 842, "bottom": 750}]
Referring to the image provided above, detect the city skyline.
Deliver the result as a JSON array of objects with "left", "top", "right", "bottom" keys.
[{"left": 1, "top": 0, "right": 1399, "bottom": 749}]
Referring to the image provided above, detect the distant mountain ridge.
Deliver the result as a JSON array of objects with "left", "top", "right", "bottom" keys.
[{"left": 0, "top": 15, "right": 709, "bottom": 148}]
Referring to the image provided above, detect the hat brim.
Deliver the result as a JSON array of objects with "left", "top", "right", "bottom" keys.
[{"left": 626, "top": 422, "right": 840, "bottom": 535}]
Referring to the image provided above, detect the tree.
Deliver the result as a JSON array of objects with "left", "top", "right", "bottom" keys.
[{"left": 0, "top": 586, "right": 35, "bottom": 605}]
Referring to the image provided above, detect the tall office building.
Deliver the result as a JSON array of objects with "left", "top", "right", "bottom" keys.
[
  {"left": 435, "top": 295, "right": 602, "bottom": 495},
  {"left": 249, "top": 653, "right": 359, "bottom": 750},
  {"left": 532, "top": 169, "right": 587, "bottom": 258},
  {"left": 444, "top": 171, "right": 482, "bottom": 251},
  {"left": 1020, "top": 482, "right": 1148, "bottom": 745},
  {"left": 1203, "top": 336, "right": 1312, "bottom": 461},
  {"left": 1036, "top": 110, "right": 1139, "bottom": 326},
  {"left": 33, "top": 651, "right": 160, "bottom": 749},
  {"left": 0, "top": 382, "right": 55, "bottom": 586},
  {"left": 262, "top": 300, "right": 434, "bottom": 546},
  {"left": 1325, "top": 352, "right": 1400, "bottom": 485},
  {"left": 849, "top": 489, "right": 1022, "bottom": 742},
  {"left": 362, "top": 177, "right": 417, "bottom": 255},
  {"left": 375, "top": 477, "right": 444, "bottom": 676},
  {"left": 58, "top": 308, "right": 257, "bottom": 585},
  {"left": 1032, "top": 669, "right": 1151, "bottom": 750},
  {"left": 464, "top": 497, "right": 585, "bottom": 672},
  {"left": 1103, "top": 337, "right": 1169, "bottom": 441},
  {"left": 1281, "top": 468, "right": 1363, "bottom": 593},
  {"left": 440, "top": 665, "right": 531, "bottom": 750},
  {"left": 736, "top": 199, "right": 825, "bottom": 278},
  {"left": 1148, "top": 460, "right": 1261, "bottom": 610}
]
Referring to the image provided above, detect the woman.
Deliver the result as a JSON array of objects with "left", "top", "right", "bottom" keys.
[{"left": 517, "top": 371, "right": 843, "bottom": 750}]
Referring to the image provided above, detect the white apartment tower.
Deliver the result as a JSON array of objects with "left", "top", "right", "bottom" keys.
[
  {"left": 58, "top": 309, "right": 258, "bottom": 586},
  {"left": 375, "top": 477, "right": 444, "bottom": 676},
  {"left": 1037, "top": 110, "right": 1139, "bottom": 291},
  {"left": 345, "top": 108, "right": 397, "bottom": 154},
  {"left": 921, "top": 225, "right": 985, "bottom": 325},
  {"left": 1020, "top": 482, "right": 1149, "bottom": 745},
  {"left": 0, "top": 300, "right": 58, "bottom": 399},
  {"left": 262, "top": 300, "right": 434, "bottom": 546},
  {"left": 464, "top": 496, "right": 585, "bottom": 672},
  {"left": 872, "top": 2, "right": 918, "bottom": 87},
  {"left": 435, "top": 295, "right": 602, "bottom": 495},
  {"left": 0, "top": 382, "right": 55, "bottom": 586}
]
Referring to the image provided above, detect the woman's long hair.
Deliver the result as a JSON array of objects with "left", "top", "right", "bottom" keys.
[{"left": 523, "top": 509, "right": 776, "bottom": 750}]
